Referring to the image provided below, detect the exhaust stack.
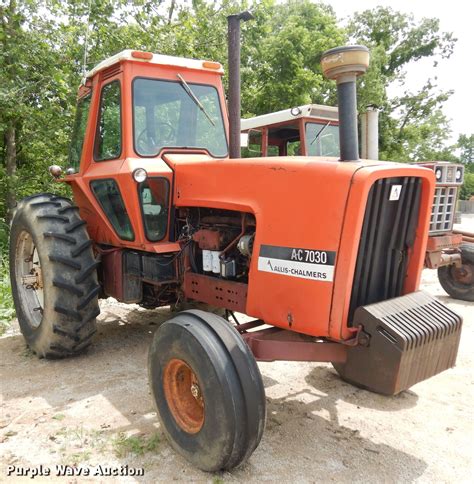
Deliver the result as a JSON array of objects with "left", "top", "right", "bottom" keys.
[
  {"left": 227, "top": 11, "right": 253, "bottom": 159},
  {"left": 321, "top": 45, "right": 370, "bottom": 161},
  {"left": 361, "top": 106, "right": 379, "bottom": 160}
]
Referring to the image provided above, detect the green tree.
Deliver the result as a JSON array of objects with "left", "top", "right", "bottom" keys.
[
  {"left": 0, "top": 0, "right": 72, "bottom": 221},
  {"left": 241, "top": 0, "right": 346, "bottom": 115},
  {"left": 348, "top": 7, "right": 456, "bottom": 161},
  {"left": 457, "top": 134, "right": 473, "bottom": 172}
]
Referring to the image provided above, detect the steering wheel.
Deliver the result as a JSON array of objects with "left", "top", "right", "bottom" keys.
[{"left": 136, "top": 122, "right": 176, "bottom": 155}]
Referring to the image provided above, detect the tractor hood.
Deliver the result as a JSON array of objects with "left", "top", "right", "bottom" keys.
[{"left": 162, "top": 153, "right": 435, "bottom": 339}]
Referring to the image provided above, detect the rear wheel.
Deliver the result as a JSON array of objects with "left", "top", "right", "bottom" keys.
[
  {"left": 437, "top": 243, "right": 474, "bottom": 302},
  {"left": 148, "top": 310, "right": 266, "bottom": 471},
  {"left": 9, "top": 193, "right": 100, "bottom": 358}
]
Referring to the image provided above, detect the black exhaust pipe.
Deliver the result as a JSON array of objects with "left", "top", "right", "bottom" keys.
[
  {"left": 227, "top": 11, "right": 253, "bottom": 159},
  {"left": 320, "top": 45, "right": 370, "bottom": 161}
]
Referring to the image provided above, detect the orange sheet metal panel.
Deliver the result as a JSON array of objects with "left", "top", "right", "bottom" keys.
[
  {"left": 167, "top": 154, "right": 435, "bottom": 339},
  {"left": 167, "top": 154, "right": 357, "bottom": 336}
]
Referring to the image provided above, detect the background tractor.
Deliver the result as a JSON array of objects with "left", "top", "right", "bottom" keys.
[
  {"left": 9, "top": 15, "right": 463, "bottom": 472},
  {"left": 241, "top": 107, "right": 474, "bottom": 302}
]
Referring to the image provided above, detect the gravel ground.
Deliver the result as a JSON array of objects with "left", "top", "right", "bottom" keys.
[{"left": 1, "top": 218, "right": 473, "bottom": 483}]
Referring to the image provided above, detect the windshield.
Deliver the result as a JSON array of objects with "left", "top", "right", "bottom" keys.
[
  {"left": 133, "top": 78, "right": 228, "bottom": 157},
  {"left": 306, "top": 122, "right": 340, "bottom": 157}
]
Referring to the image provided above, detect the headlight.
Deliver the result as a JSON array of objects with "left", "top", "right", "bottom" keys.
[
  {"left": 133, "top": 168, "right": 148, "bottom": 183},
  {"left": 435, "top": 168, "right": 442, "bottom": 181},
  {"left": 456, "top": 168, "right": 462, "bottom": 181}
]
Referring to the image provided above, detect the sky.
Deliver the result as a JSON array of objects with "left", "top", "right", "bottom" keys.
[{"left": 326, "top": 0, "right": 474, "bottom": 143}]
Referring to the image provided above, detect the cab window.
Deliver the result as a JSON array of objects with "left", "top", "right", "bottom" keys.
[
  {"left": 133, "top": 78, "right": 227, "bottom": 157},
  {"left": 306, "top": 122, "right": 340, "bottom": 157},
  {"left": 90, "top": 179, "right": 134, "bottom": 241},
  {"left": 267, "top": 145, "right": 279, "bottom": 156},
  {"left": 242, "top": 129, "right": 262, "bottom": 157},
  {"left": 287, "top": 140, "right": 301, "bottom": 156},
  {"left": 138, "top": 178, "right": 170, "bottom": 242},
  {"left": 94, "top": 81, "right": 122, "bottom": 161},
  {"left": 68, "top": 93, "right": 91, "bottom": 171}
]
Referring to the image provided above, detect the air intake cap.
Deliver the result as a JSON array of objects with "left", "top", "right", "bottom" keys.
[{"left": 321, "top": 45, "right": 370, "bottom": 82}]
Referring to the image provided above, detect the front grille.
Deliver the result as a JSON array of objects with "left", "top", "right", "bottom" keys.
[
  {"left": 430, "top": 186, "right": 457, "bottom": 234},
  {"left": 348, "top": 177, "right": 422, "bottom": 323}
]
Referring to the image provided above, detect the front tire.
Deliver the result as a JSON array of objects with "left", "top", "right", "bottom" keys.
[
  {"left": 437, "top": 243, "right": 474, "bottom": 302},
  {"left": 148, "top": 310, "right": 266, "bottom": 471},
  {"left": 9, "top": 193, "right": 100, "bottom": 358}
]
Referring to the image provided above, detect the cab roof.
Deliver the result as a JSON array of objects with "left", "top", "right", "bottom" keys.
[
  {"left": 241, "top": 104, "right": 339, "bottom": 131},
  {"left": 86, "top": 49, "right": 224, "bottom": 79}
]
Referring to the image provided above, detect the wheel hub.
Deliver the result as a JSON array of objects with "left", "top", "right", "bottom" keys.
[
  {"left": 452, "top": 264, "right": 473, "bottom": 285},
  {"left": 22, "top": 266, "right": 43, "bottom": 290},
  {"left": 163, "top": 359, "right": 204, "bottom": 434},
  {"left": 16, "top": 231, "right": 44, "bottom": 327}
]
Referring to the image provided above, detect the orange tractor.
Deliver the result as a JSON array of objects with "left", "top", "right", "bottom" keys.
[
  {"left": 242, "top": 110, "right": 474, "bottom": 302},
  {"left": 9, "top": 15, "right": 463, "bottom": 471}
]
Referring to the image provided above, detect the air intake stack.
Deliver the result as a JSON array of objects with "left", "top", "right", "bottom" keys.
[{"left": 321, "top": 45, "right": 370, "bottom": 161}]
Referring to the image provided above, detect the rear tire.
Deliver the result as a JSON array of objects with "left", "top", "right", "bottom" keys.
[
  {"left": 9, "top": 193, "right": 100, "bottom": 358},
  {"left": 148, "top": 310, "right": 266, "bottom": 471},
  {"left": 437, "top": 243, "right": 474, "bottom": 302}
]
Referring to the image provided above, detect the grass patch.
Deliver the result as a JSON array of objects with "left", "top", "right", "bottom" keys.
[
  {"left": 55, "top": 426, "right": 108, "bottom": 464},
  {"left": 69, "top": 450, "right": 92, "bottom": 465},
  {"left": 113, "top": 432, "right": 160, "bottom": 458},
  {"left": 52, "top": 413, "right": 66, "bottom": 421},
  {"left": 0, "top": 251, "right": 15, "bottom": 336}
]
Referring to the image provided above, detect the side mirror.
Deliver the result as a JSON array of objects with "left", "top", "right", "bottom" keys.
[{"left": 48, "top": 165, "right": 63, "bottom": 178}]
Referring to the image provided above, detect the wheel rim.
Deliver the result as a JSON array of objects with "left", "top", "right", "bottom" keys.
[
  {"left": 163, "top": 358, "right": 205, "bottom": 434},
  {"left": 451, "top": 263, "right": 473, "bottom": 286},
  {"left": 15, "top": 230, "right": 44, "bottom": 329}
]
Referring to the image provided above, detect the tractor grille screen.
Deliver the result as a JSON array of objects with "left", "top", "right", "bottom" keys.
[
  {"left": 348, "top": 177, "right": 422, "bottom": 323},
  {"left": 430, "top": 186, "right": 457, "bottom": 234}
]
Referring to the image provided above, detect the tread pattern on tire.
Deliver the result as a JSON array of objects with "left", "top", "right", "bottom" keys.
[
  {"left": 437, "top": 243, "right": 474, "bottom": 302},
  {"left": 10, "top": 193, "right": 101, "bottom": 358}
]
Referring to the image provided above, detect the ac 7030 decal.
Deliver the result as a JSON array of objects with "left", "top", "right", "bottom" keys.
[{"left": 258, "top": 244, "right": 336, "bottom": 282}]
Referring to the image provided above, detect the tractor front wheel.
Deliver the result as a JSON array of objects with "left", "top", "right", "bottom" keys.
[
  {"left": 148, "top": 310, "right": 266, "bottom": 471},
  {"left": 9, "top": 193, "right": 100, "bottom": 357},
  {"left": 437, "top": 243, "right": 474, "bottom": 302}
]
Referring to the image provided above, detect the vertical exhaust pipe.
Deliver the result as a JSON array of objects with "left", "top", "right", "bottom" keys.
[
  {"left": 321, "top": 45, "right": 370, "bottom": 161},
  {"left": 227, "top": 11, "right": 253, "bottom": 159},
  {"left": 361, "top": 106, "right": 379, "bottom": 160}
]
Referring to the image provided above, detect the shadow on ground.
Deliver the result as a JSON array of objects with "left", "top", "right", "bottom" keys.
[{"left": 1, "top": 303, "right": 426, "bottom": 482}]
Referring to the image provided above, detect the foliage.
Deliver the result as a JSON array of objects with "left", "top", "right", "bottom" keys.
[
  {"left": 113, "top": 432, "right": 160, "bottom": 457},
  {"left": 348, "top": 7, "right": 457, "bottom": 162},
  {"left": 457, "top": 134, "right": 474, "bottom": 173},
  {"left": 460, "top": 173, "right": 474, "bottom": 201},
  {"left": 0, "top": 219, "right": 14, "bottom": 334},
  {"left": 241, "top": 0, "right": 346, "bottom": 115}
]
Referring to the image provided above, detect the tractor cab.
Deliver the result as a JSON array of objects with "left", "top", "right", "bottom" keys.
[
  {"left": 241, "top": 104, "right": 340, "bottom": 157},
  {"left": 64, "top": 50, "right": 229, "bottom": 251}
]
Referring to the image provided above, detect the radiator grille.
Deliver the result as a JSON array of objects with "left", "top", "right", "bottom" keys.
[
  {"left": 349, "top": 177, "right": 422, "bottom": 323},
  {"left": 430, "top": 186, "right": 457, "bottom": 234}
]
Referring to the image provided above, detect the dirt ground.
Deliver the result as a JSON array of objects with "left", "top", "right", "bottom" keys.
[{"left": 1, "top": 220, "right": 473, "bottom": 483}]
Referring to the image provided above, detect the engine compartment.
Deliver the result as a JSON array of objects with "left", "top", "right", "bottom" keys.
[
  {"left": 177, "top": 207, "right": 256, "bottom": 282},
  {"left": 99, "top": 207, "right": 256, "bottom": 310}
]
